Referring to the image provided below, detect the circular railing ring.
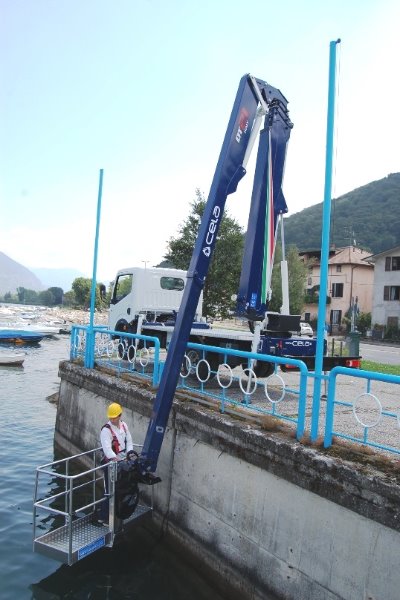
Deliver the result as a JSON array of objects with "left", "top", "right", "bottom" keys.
[
  {"left": 196, "top": 358, "right": 211, "bottom": 383},
  {"left": 138, "top": 347, "right": 150, "bottom": 367},
  {"left": 117, "top": 341, "right": 125, "bottom": 359},
  {"left": 216, "top": 363, "right": 233, "bottom": 389},
  {"left": 180, "top": 354, "right": 192, "bottom": 379},
  {"left": 264, "top": 373, "right": 286, "bottom": 404},
  {"left": 128, "top": 344, "right": 136, "bottom": 364},
  {"left": 239, "top": 368, "right": 257, "bottom": 395},
  {"left": 352, "top": 392, "right": 382, "bottom": 428}
]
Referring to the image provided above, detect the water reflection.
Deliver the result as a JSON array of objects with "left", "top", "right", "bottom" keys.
[
  {"left": 31, "top": 409, "right": 226, "bottom": 600},
  {"left": 31, "top": 524, "right": 226, "bottom": 600}
]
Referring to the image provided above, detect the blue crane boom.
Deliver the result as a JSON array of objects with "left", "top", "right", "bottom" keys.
[{"left": 138, "top": 74, "right": 292, "bottom": 475}]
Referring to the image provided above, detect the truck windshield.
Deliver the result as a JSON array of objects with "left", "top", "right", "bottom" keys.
[
  {"left": 160, "top": 277, "right": 184, "bottom": 291},
  {"left": 113, "top": 274, "right": 133, "bottom": 303}
]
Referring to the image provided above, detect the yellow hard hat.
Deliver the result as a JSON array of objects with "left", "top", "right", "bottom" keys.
[{"left": 107, "top": 402, "right": 122, "bottom": 419}]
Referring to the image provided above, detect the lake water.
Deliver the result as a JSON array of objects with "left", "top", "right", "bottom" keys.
[{"left": 0, "top": 335, "right": 226, "bottom": 600}]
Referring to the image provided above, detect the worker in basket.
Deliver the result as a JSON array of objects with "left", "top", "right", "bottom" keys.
[{"left": 96, "top": 402, "right": 138, "bottom": 524}]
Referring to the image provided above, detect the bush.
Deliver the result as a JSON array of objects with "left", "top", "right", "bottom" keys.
[
  {"left": 357, "top": 312, "right": 371, "bottom": 335},
  {"left": 385, "top": 326, "right": 400, "bottom": 341}
]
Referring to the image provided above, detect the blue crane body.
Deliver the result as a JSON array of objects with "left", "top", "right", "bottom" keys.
[{"left": 138, "top": 74, "right": 296, "bottom": 475}]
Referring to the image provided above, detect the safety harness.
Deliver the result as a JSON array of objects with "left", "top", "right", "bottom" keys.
[{"left": 101, "top": 422, "right": 127, "bottom": 462}]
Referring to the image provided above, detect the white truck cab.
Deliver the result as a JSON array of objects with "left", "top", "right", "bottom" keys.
[{"left": 108, "top": 267, "right": 203, "bottom": 333}]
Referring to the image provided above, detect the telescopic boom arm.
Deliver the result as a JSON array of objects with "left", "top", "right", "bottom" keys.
[{"left": 138, "top": 74, "right": 292, "bottom": 474}]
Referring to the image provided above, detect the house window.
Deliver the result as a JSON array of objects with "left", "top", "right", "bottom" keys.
[
  {"left": 330, "top": 310, "right": 342, "bottom": 325},
  {"left": 304, "top": 312, "right": 311, "bottom": 322},
  {"left": 336, "top": 265, "right": 342, "bottom": 272},
  {"left": 384, "top": 286, "right": 400, "bottom": 301},
  {"left": 307, "top": 277, "right": 312, "bottom": 286},
  {"left": 331, "top": 283, "right": 344, "bottom": 298},
  {"left": 392, "top": 257, "right": 400, "bottom": 271},
  {"left": 385, "top": 256, "right": 400, "bottom": 271},
  {"left": 387, "top": 316, "right": 399, "bottom": 328}
]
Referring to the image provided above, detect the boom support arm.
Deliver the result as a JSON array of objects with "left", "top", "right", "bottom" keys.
[
  {"left": 139, "top": 75, "right": 292, "bottom": 474},
  {"left": 236, "top": 85, "right": 292, "bottom": 321}
]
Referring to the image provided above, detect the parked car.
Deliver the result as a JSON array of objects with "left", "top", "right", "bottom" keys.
[{"left": 298, "top": 321, "right": 313, "bottom": 337}]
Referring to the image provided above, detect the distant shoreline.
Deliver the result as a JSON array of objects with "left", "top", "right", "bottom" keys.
[{"left": 0, "top": 303, "right": 109, "bottom": 327}]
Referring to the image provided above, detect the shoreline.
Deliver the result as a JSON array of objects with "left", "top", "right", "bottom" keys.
[{"left": 0, "top": 303, "right": 109, "bottom": 327}]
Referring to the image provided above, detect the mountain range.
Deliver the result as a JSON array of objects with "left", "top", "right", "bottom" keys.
[
  {"left": 0, "top": 252, "right": 45, "bottom": 295},
  {"left": 1, "top": 173, "right": 399, "bottom": 295},
  {"left": 31, "top": 267, "right": 86, "bottom": 291},
  {"left": 0, "top": 252, "right": 84, "bottom": 295},
  {"left": 284, "top": 172, "right": 400, "bottom": 254}
]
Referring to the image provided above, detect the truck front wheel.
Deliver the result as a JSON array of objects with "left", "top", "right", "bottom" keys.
[
  {"left": 253, "top": 360, "right": 275, "bottom": 378},
  {"left": 182, "top": 350, "right": 220, "bottom": 380}
]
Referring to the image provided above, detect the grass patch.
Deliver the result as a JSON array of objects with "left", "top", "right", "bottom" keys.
[{"left": 360, "top": 360, "right": 400, "bottom": 376}]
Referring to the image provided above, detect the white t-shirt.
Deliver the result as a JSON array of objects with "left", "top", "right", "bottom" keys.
[{"left": 100, "top": 420, "right": 133, "bottom": 460}]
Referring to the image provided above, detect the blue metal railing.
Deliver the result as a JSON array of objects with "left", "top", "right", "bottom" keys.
[
  {"left": 178, "top": 342, "right": 309, "bottom": 440},
  {"left": 70, "top": 326, "right": 162, "bottom": 387},
  {"left": 324, "top": 367, "right": 400, "bottom": 454},
  {"left": 69, "top": 326, "right": 309, "bottom": 440},
  {"left": 69, "top": 327, "right": 400, "bottom": 456}
]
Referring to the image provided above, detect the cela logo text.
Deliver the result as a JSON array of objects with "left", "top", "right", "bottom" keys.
[
  {"left": 202, "top": 206, "right": 221, "bottom": 257},
  {"left": 286, "top": 340, "right": 313, "bottom": 347}
]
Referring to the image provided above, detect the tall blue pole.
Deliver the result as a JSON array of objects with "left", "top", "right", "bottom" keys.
[
  {"left": 311, "top": 39, "right": 341, "bottom": 441},
  {"left": 85, "top": 168, "right": 104, "bottom": 368}
]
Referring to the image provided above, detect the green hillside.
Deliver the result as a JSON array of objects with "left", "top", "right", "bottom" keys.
[{"left": 284, "top": 172, "right": 400, "bottom": 254}]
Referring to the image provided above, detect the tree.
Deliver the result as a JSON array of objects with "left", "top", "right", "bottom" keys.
[
  {"left": 63, "top": 290, "right": 76, "bottom": 306},
  {"left": 269, "top": 244, "right": 307, "bottom": 315},
  {"left": 48, "top": 287, "right": 64, "bottom": 305},
  {"left": 24, "top": 289, "right": 39, "bottom": 305},
  {"left": 71, "top": 277, "right": 106, "bottom": 309},
  {"left": 16, "top": 287, "right": 38, "bottom": 304},
  {"left": 4, "top": 292, "right": 16, "bottom": 303},
  {"left": 37, "top": 290, "right": 55, "bottom": 306},
  {"left": 164, "top": 189, "right": 244, "bottom": 319},
  {"left": 72, "top": 278, "right": 92, "bottom": 307},
  {"left": 16, "top": 287, "right": 26, "bottom": 303}
]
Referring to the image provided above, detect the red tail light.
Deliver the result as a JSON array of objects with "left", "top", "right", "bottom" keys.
[{"left": 345, "top": 359, "right": 361, "bottom": 368}]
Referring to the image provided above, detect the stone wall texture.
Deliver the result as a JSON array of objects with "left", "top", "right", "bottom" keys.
[{"left": 56, "top": 361, "right": 400, "bottom": 600}]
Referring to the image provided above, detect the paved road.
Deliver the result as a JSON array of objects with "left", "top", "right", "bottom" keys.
[{"left": 360, "top": 342, "right": 400, "bottom": 365}]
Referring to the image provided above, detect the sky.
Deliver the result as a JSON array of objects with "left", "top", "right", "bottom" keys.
[{"left": 1, "top": 0, "right": 399, "bottom": 283}]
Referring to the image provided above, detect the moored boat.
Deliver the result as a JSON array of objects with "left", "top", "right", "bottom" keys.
[
  {"left": 0, "top": 352, "right": 25, "bottom": 366},
  {"left": 0, "top": 330, "right": 44, "bottom": 344}
]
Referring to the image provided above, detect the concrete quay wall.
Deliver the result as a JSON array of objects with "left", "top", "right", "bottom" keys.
[{"left": 56, "top": 361, "right": 400, "bottom": 600}]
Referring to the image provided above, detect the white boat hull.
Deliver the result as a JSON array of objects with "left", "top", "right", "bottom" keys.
[{"left": 0, "top": 353, "right": 25, "bottom": 366}]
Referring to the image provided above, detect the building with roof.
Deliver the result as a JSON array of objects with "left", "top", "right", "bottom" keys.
[
  {"left": 364, "top": 245, "right": 400, "bottom": 330},
  {"left": 300, "top": 246, "right": 374, "bottom": 332}
]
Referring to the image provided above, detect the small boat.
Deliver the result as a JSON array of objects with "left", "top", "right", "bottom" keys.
[
  {"left": 0, "top": 324, "right": 61, "bottom": 337},
  {"left": 0, "top": 329, "right": 44, "bottom": 344},
  {"left": 0, "top": 352, "right": 25, "bottom": 366}
]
